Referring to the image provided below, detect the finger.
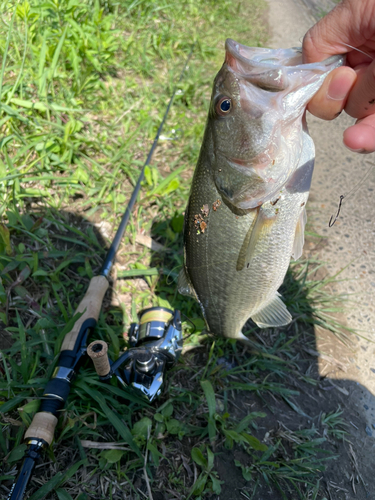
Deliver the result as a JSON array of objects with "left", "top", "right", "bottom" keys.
[
  {"left": 307, "top": 66, "right": 357, "bottom": 120},
  {"left": 343, "top": 114, "right": 375, "bottom": 152},
  {"left": 302, "top": 0, "right": 371, "bottom": 63},
  {"left": 345, "top": 59, "right": 375, "bottom": 118}
]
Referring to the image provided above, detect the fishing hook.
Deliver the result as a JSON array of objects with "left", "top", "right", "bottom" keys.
[
  {"left": 328, "top": 161, "right": 374, "bottom": 228},
  {"left": 328, "top": 195, "right": 344, "bottom": 227}
]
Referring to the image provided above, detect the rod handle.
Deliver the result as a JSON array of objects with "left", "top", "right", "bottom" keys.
[
  {"left": 87, "top": 340, "right": 111, "bottom": 377},
  {"left": 61, "top": 275, "right": 109, "bottom": 352},
  {"left": 24, "top": 412, "right": 58, "bottom": 445}
]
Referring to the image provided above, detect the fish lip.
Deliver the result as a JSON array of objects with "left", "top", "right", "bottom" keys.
[
  {"left": 225, "top": 38, "right": 345, "bottom": 70},
  {"left": 215, "top": 152, "right": 277, "bottom": 208},
  {"left": 229, "top": 156, "right": 269, "bottom": 170},
  {"left": 218, "top": 152, "right": 272, "bottom": 178}
]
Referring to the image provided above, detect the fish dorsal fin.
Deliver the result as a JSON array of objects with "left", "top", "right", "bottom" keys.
[
  {"left": 292, "top": 208, "right": 307, "bottom": 261},
  {"left": 245, "top": 208, "right": 277, "bottom": 268},
  {"left": 177, "top": 267, "right": 197, "bottom": 300},
  {"left": 251, "top": 292, "right": 292, "bottom": 328}
]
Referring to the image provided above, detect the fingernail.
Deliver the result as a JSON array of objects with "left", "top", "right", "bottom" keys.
[
  {"left": 346, "top": 146, "right": 367, "bottom": 153},
  {"left": 327, "top": 76, "right": 348, "bottom": 101}
]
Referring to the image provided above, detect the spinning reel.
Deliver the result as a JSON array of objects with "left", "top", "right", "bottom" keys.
[{"left": 87, "top": 307, "right": 183, "bottom": 402}]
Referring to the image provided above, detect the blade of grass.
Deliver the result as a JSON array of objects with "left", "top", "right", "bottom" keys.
[
  {"left": 49, "top": 25, "right": 68, "bottom": 81},
  {"left": 117, "top": 268, "right": 159, "bottom": 278},
  {"left": 0, "top": 6, "right": 16, "bottom": 100},
  {"left": 76, "top": 381, "right": 142, "bottom": 459},
  {"left": 6, "top": 18, "right": 28, "bottom": 104}
]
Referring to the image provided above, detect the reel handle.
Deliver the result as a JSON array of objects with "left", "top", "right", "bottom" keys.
[{"left": 87, "top": 340, "right": 111, "bottom": 377}]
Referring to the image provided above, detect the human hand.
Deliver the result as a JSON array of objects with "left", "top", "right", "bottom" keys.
[{"left": 302, "top": 0, "right": 375, "bottom": 153}]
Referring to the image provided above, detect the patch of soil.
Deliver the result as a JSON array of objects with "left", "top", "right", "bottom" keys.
[
  {"left": 152, "top": 325, "right": 375, "bottom": 499},
  {"left": 215, "top": 376, "right": 374, "bottom": 500},
  {"left": 210, "top": 325, "right": 374, "bottom": 500}
]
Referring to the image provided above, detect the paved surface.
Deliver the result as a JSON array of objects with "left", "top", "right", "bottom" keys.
[{"left": 267, "top": 0, "right": 375, "bottom": 430}]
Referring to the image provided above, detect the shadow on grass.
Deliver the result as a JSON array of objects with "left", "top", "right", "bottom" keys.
[{"left": 1, "top": 208, "right": 375, "bottom": 500}]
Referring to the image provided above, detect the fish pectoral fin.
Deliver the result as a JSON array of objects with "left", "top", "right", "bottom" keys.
[
  {"left": 245, "top": 208, "right": 277, "bottom": 268},
  {"left": 251, "top": 293, "right": 292, "bottom": 328},
  {"left": 177, "top": 267, "right": 197, "bottom": 300},
  {"left": 236, "top": 208, "right": 259, "bottom": 271},
  {"left": 291, "top": 208, "right": 307, "bottom": 261}
]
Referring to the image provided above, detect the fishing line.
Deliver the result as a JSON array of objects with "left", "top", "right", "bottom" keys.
[
  {"left": 326, "top": 44, "right": 374, "bottom": 226},
  {"left": 329, "top": 161, "right": 374, "bottom": 227},
  {"left": 341, "top": 43, "right": 374, "bottom": 60},
  {"left": 181, "top": 311, "right": 197, "bottom": 336},
  {"left": 298, "top": 38, "right": 375, "bottom": 61},
  {"left": 296, "top": 40, "right": 375, "bottom": 227}
]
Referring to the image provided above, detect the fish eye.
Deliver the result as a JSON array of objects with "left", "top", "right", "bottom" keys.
[
  {"left": 220, "top": 99, "right": 231, "bottom": 112},
  {"left": 216, "top": 97, "right": 232, "bottom": 116}
]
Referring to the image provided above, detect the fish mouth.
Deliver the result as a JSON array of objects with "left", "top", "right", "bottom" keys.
[
  {"left": 219, "top": 153, "right": 274, "bottom": 181},
  {"left": 224, "top": 39, "right": 345, "bottom": 91},
  {"left": 225, "top": 38, "right": 344, "bottom": 71},
  {"left": 215, "top": 153, "right": 279, "bottom": 209}
]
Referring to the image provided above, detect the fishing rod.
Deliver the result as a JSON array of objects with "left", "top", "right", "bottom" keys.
[{"left": 6, "top": 45, "right": 194, "bottom": 500}]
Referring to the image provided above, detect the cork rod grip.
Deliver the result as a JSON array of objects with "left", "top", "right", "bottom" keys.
[
  {"left": 87, "top": 340, "right": 111, "bottom": 376},
  {"left": 24, "top": 412, "right": 58, "bottom": 445},
  {"left": 61, "top": 275, "right": 109, "bottom": 352}
]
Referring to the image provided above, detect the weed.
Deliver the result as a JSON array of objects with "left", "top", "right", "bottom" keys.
[
  {"left": 235, "top": 432, "right": 334, "bottom": 500},
  {"left": 189, "top": 446, "right": 222, "bottom": 498},
  {"left": 321, "top": 407, "right": 349, "bottom": 441}
]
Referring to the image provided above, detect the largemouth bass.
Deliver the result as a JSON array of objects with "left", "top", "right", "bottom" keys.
[{"left": 179, "top": 39, "right": 343, "bottom": 342}]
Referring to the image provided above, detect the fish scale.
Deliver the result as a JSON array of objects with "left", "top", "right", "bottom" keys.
[
  {"left": 183, "top": 145, "right": 310, "bottom": 340},
  {"left": 179, "top": 40, "right": 343, "bottom": 342}
]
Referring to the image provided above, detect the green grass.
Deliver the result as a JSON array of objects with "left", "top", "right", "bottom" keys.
[{"left": 0, "top": 0, "right": 354, "bottom": 499}]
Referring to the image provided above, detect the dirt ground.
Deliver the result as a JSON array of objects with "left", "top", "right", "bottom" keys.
[{"left": 215, "top": 333, "right": 375, "bottom": 500}]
